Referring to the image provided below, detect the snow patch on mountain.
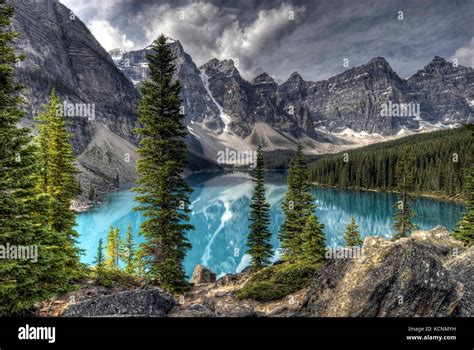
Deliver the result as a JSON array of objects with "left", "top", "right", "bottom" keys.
[
  {"left": 416, "top": 120, "right": 459, "bottom": 132},
  {"left": 109, "top": 48, "right": 126, "bottom": 62},
  {"left": 200, "top": 69, "right": 232, "bottom": 133},
  {"left": 187, "top": 126, "right": 201, "bottom": 140},
  {"left": 335, "top": 128, "right": 384, "bottom": 143}
]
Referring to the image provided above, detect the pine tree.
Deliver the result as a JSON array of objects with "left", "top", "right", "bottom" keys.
[
  {"left": 135, "top": 244, "right": 147, "bottom": 278},
  {"left": 392, "top": 146, "right": 418, "bottom": 240},
  {"left": 301, "top": 212, "right": 326, "bottom": 264},
  {"left": 453, "top": 164, "right": 474, "bottom": 245},
  {"left": 121, "top": 223, "right": 136, "bottom": 274},
  {"left": 105, "top": 226, "right": 120, "bottom": 271},
  {"left": 279, "top": 143, "right": 316, "bottom": 262},
  {"left": 344, "top": 217, "right": 363, "bottom": 246},
  {"left": 133, "top": 34, "right": 193, "bottom": 292},
  {"left": 0, "top": 1, "right": 52, "bottom": 315},
  {"left": 94, "top": 238, "right": 105, "bottom": 272},
  {"left": 35, "top": 90, "right": 81, "bottom": 286},
  {"left": 247, "top": 145, "right": 273, "bottom": 270}
]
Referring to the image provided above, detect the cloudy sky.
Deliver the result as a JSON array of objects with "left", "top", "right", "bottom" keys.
[{"left": 61, "top": 0, "right": 474, "bottom": 82}]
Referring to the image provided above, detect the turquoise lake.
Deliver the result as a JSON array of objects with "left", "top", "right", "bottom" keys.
[{"left": 75, "top": 171, "right": 465, "bottom": 278}]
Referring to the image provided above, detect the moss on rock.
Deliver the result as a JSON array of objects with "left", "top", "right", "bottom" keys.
[{"left": 236, "top": 262, "right": 319, "bottom": 302}]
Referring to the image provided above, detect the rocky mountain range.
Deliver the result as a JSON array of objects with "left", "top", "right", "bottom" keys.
[
  {"left": 8, "top": 0, "right": 474, "bottom": 198},
  {"left": 112, "top": 43, "right": 474, "bottom": 161}
]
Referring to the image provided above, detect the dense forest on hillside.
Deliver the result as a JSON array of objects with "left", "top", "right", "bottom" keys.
[{"left": 308, "top": 126, "right": 473, "bottom": 198}]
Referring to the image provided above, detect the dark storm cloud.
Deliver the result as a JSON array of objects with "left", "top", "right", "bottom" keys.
[{"left": 61, "top": 0, "right": 474, "bottom": 81}]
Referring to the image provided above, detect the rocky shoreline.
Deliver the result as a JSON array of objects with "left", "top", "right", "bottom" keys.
[
  {"left": 70, "top": 200, "right": 99, "bottom": 213},
  {"left": 38, "top": 226, "right": 472, "bottom": 318}
]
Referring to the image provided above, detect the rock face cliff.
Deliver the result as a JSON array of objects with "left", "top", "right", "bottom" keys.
[
  {"left": 10, "top": 0, "right": 140, "bottom": 200},
  {"left": 11, "top": 0, "right": 140, "bottom": 151},
  {"left": 10, "top": 0, "right": 220, "bottom": 200},
  {"left": 408, "top": 56, "right": 474, "bottom": 126},
  {"left": 55, "top": 226, "right": 472, "bottom": 318}
]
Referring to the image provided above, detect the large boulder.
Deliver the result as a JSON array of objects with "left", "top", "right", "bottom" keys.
[
  {"left": 62, "top": 288, "right": 175, "bottom": 317},
  {"left": 446, "top": 246, "right": 474, "bottom": 317},
  {"left": 303, "top": 226, "right": 466, "bottom": 317},
  {"left": 191, "top": 265, "right": 216, "bottom": 285}
]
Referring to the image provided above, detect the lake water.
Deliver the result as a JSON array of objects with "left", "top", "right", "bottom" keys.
[{"left": 75, "top": 171, "right": 465, "bottom": 278}]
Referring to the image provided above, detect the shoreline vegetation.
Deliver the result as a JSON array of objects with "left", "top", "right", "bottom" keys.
[
  {"left": 308, "top": 127, "right": 472, "bottom": 201},
  {"left": 309, "top": 181, "right": 467, "bottom": 205}
]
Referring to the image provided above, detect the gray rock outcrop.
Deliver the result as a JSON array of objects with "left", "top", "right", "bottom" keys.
[
  {"left": 62, "top": 289, "right": 175, "bottom": 317},
  {"left": 303, "top": 226, "right": 468, "bottom": 317},
  {"left": 191, "top": 264, "right": 216, "bottom": 285}
]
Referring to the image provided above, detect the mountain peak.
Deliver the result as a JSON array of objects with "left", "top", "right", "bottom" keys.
[
  {"left": 351, "top": 57, "right": 396, "bottom": 77},
  {"left": 200, "top": 58, "right": 241, "bottom": 78},
  {"left": 205, "top": 58, "right": 220, "bottom": 66},
  {"left": 428, "top": 56, "right": 448, "bottom": 66},
  {"left": 167, "top": 39, "right": 184, "bottom": 55},
  {"left": 251, "top": 72, "right": 276, "bottom": 85},
  {"left": 367, "top": 57, "right": 390, "bottom": 67},
  {"left": 221, "top": 59, "right": 237, "bottom": 69},
  {"left": 409, "top": 55, "right": 466, "bottom": 82},
  {"left": 288, "top": 71, "right": 303, "bottom": 81}
]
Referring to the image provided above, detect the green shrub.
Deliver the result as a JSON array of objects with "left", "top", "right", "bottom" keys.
[
  {"left": 236, "top": 262, "right": 318, "bottom": 302},
  {"left": 92, "top": 269, "right": 140, "bottom": 288}
]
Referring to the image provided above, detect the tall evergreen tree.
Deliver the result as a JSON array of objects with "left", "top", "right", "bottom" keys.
[
  {"left": 94, "top": 238, "right": 105, "bottom": 272},
  {"left": 0, "top": 0, "right": 51, "bottom": 315},
  {"left": 301, "top": 212, "right": 326, "bottom": 265},
  {"left": 135, "top": 244, "right": 147, "bottom": 278},
  {"left": 344, "top": 217, "right": 363, "bottom": 246},
  {"left": 392, "top": 146, "right": 418, "bottom": 240},
  {"left": 121, "top": 223, "right": 136, "bottom": 274},
  {"left": 453, "top": 164, "right": 474, "bottom": 245},
  {"left": 279, "top": 143, "right": 316, "bottom": 262},
  {"left": 105, "top": 226, "right": 121, "bottom": 271},
  {"left": 35, "top": 90, "right": 81, "bottom": 285},
  {"left": 133, "top": 34, "right": 193, "bottom": 292},
  {"left": 247, "top": 145, "right": 273, "bottom": 270}
]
